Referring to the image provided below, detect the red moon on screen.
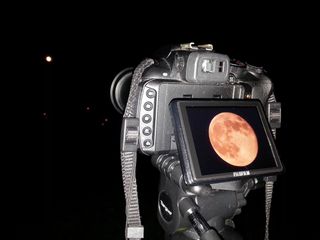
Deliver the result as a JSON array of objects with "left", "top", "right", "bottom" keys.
[{"left": 208, "top": 112, "right": 258, "bottom": 167}]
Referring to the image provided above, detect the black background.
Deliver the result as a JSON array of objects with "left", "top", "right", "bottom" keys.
[{"left": 12, "top": 3, "right": 316, "bottom": 240}]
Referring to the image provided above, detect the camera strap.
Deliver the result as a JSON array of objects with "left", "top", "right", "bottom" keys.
[
  {"left": 264, "top": 178, "right": 275, "bottom": 240},
  {"left": 120, "top": 59, "right": 154, "bottom": 240}
]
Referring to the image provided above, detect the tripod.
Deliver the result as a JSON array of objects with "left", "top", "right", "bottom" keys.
[{"left": 153, "top": 153, "right": 256, "bottom": 240}]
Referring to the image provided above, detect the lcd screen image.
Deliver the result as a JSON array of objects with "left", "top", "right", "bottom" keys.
[
  {"left": 208, "top": 112, "right": 258, "bottom": 167},
  {"left": 170, "top": 100, "right": 283, "bottom": 184},
  {"left": 186, "top": 105, "right": 277, "bottom": 176}
]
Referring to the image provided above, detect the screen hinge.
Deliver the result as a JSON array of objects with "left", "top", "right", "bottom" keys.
[{"left": 121, "top": 118, "right": 139, "bottom": 152}]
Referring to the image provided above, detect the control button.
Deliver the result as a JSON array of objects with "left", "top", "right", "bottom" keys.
[
  {"left": 143, "top": 139, "right": 153, "bottom": 148},
  {"left": 146, "top": 89, "right": 156, "bottom": 98},
  {"left": 142, "top": 114, "right": 152, "bottom": 123},
  {"left": 142, "top": 127, "right": 152, "bottom": 136},
  {"left": 144, "top": 102, "right": 153, "bottom": 111}
]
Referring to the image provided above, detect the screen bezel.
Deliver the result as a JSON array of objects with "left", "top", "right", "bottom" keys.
[{"left": 170, "top": 99, "right": 283, "bottom": 185}]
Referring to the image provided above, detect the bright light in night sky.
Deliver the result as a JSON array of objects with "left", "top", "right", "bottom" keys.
[{"left": 45, "top": 56, "right": 52, "bottom": 62}]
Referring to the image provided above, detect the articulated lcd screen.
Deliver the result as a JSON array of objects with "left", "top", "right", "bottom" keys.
[{"left": 170, "top": 99, "right": 283, "bottom": 185}]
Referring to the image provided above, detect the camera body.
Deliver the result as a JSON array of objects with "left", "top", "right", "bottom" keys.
[{"left": 137, "top": 46, "right": 279, "bottom": 156}]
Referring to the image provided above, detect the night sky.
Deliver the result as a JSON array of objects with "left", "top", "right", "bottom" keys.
[{"left": 13, "top": 4, "right": 315, "bottom": 240}]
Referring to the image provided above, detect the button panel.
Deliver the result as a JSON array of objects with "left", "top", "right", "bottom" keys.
[{"left": 140, "top": 86, "right": 157, "bottom": 151}]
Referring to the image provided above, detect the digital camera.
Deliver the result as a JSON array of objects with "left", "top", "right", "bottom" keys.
[{"left": 111, "top": 43, "right": 283, "bottom": 240}]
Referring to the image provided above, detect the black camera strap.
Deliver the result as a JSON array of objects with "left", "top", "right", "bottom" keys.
[
  {"left": 263, "top": 94, "right": 278, "bottom": 240},
  {"left": 120, "top": 59, "right": 154, "bottom": 240}
]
